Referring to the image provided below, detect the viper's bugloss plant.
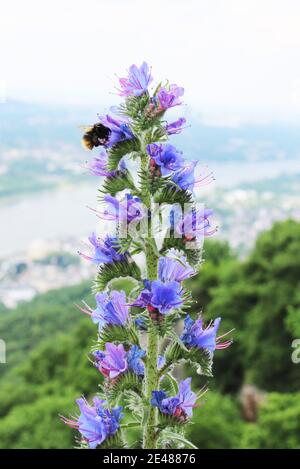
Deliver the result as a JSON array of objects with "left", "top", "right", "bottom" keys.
[{"left": 62, "top": 62, "right": 233, "bottom": 449}]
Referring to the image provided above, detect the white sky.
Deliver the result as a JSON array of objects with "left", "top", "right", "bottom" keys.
[{"left": 1, "top": 0, "right": 300, "bottom": 124}]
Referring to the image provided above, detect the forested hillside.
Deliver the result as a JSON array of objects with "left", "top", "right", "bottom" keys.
[{"left": 0, "top": 220, "right": 300, "bottom": 448}]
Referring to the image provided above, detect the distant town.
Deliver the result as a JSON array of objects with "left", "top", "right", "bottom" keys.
[
  {"left": 1, "top": 101, "right": 300, "bottom": 308},
  {"left": 1, "top": 177, "right": 300, "bottom": 309}
]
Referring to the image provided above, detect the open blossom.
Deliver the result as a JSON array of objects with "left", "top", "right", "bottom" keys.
[
  {"left": 158, "top": 253, "right": 195, "bottom": 283},
  {"left": 87, "top": 150, "right": 111, "bottom": 177},
  {"left": 94, "top": 343, "right": 128, "bottom": 379},
  {"left": 181, "top": 315, "right": 232, "bottom": 353},
  {"left": 94, "top": 344, "right": 147, "bottom": 379},
  {"left": 165, "top": 117, "right": 186, "bottom": 135},
  {"left": 126, "top": 345, "right": 146, "bottom": 376},
  {"left": 99, "top": 194, "right": 145, "bottom": 224},
  {"left": 88, "top": 150, "right": 126, "bottom": 177},
  {"left": 151, "top": 378, "right": 196, "bottom": 419},
  {"left": 133, "top": 279, "right": 183, "bottom": 315},
  {"left": 118, "top": 62, "right": 153, "bottom": 97},
  {"left": 156, "top": 84, "right": 184, "bottom": 110},
  {"left": 84, "top": 290, "right": 129, "bottom": 332},
  {"left": 79, "top": 233, "right": 125, "bottom": 264},
  {"left": 176, "top": 208, "right": 215, "bottom": 239},
  {"left": 61, "top": 397, "right": 123, "bottom": 449},
  {"left": 97, "top": 114, "right": 134, "bottom": 148},
  {"left": 146, "top": 143, "right": 184, "bottom": 176},
  {"left": 172, "top": 160, "right": 198, "bottom": 192}
]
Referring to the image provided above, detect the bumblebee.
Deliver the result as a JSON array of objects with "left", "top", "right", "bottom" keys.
[{"left": 81, "top": 123, "right": 111, "bottom": 150}]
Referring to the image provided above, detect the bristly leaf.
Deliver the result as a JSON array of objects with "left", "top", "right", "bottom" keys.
[
  {"left": 159, "top": 373, "right": 179, "bottom": 396},
  {"left": 144, "top": 125, "right": 168, "bottom": 144},
  {"left": 186, "top": 347, "right": 213, "bottom": 377},
  {"left": 162, "top": 340, "right": 213, "bottom": 377},
  {"left": 139, "top": 168, "right": 166, "bottom": 196},
  {"left": 105, "top": 372, "right": 143, "bottom": 404},
  {"left": 98, "top": 432, "right": 127, "bottom": 449},
  {"left": 107, "top": 139, "right": 140, "bottom": 171},
  {"left": 159, "top": 430, "right": 198, "bottom": 449},
  {"left": 161, "top": 238, "right": 202, "bottom": 267},
  {"left": 120, "top": 94, "right": 150, "bottom": 120},
  {"left": 99, "top": 170, "right": 137, "bottom": 197},
  {"left": 76, "top": 431, "right": 126, "bottom": 449},
  {"left": 93, "top": 256, "right": 142, "bottom": 292},
  {"left": 154, "top": 184, "right": 193, "bottom": 207},
  {"left": 120, "top": 94, "right": 165, "bottom": 134},
  {"left": 123, "top": 390, "right": 144, "bottom": 421},
  {"left": 94, "top": 324, "right": 140, "bottom": 350},
  {"left": 156, "top": 413, "right": 186, "bottom": 431}
]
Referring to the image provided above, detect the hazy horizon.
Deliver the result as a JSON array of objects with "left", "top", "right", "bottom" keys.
[{"left": 2, "top": 0, "right": 300, "bottom": 126}]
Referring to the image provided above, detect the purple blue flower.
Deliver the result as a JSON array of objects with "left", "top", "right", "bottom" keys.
[
  {"left": 118, "top": 62, "right": 153, "bottom": 97},
  {"left": 158, "top": 253, "right": 195, "bottom": 283},
  {"left": 181, "top": 315, "right": 232, "bottom": 353},
  {"left": 151, "top": 378, "right": 196, "bottom": 419},
  {"left": 82, "top": 290, "right": 129, "bottom": 332},
  {"left": 176, "top": 208, "right": 216, "bottom": 240},
  {"left": 97, "top": 114, "right": 134, "bottom": 148},
  {"left": 157, "top": 355, "right": 166, "bottom": 370},
  {"left": 165, "top": 117, "right": 186, "bottom": 135},
  {"left": 94, "top": 344, "right": 148, "bottom": 378},
  {"left": 172, "top": 160, "right": 198, "bottom": 192},
  {"left": 78, "top": 233, "right": 125, "bottom": 264},
  {"left": 94, "top": 343, "right": 128, "bottom": 380},
  {"left": 126, "top": 345, "right": 145, "bottom": 376},
  {"left": 98, "top": 194, "right": 145, "bottom": 224},
  {"left": 88, "top": 150, "right": 125, "bottom": 178},
  {"left": 146, "top": 143, "right": 185, "bottom": 176},
  {"left": 133, "top": 279, "right": 184, "bottom": 315},
  {"left": 156, "top": 84, "right": 184, "bottom": 110},
  {"left": 127, "top": 348, "right": 165, "bottom": 375},
  {"left": 61, "top": 397, "right": 123, "bottom": 449},
  {"left": 150, "top": 280, "right": 183, "bottom": 315}
]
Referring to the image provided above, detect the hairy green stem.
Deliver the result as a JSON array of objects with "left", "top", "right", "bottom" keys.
[{"left": 140, "top": 152, "right": 159, "bottom": 449}]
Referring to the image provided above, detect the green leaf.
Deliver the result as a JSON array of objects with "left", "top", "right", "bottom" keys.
[
  {"left": 99, "top": 170, "right": 137, "bottom": 196},
  {"left": 93, "top": 256, "right": 142, "bottom": 292},
  {"left": 160, "top": 234, "right": 202, "bottom": 267},
  {"left": 160, "top": 430, "right": 198, "bottom": 449},
  {"left": 154, "top": 184, "right": 193, "bottom": 207},
  {"left": 157, "top": 413, "right": 186, "bottom": 431},
  {"left": 123, "top": 390, "right": 144, "bottom": 421},
  {"left": 186, "top": 347, "right": 213, "bottom": 377},
  {"left": 120, "top": 422, "right": 141, "bottom": 429},
  {"left": 94, "top": 323, "right": 140, "bottom": 349},
  {"left": 162, "top": 339, "right": 213, "bottom": 377},
  {"left": 144, "top": 125, "right": 168, "bottom": 144},
  {"left": 159, "top": 373, "right": 179, "bottom": 395},
  {"left": 105, "top": 372, "right": 143, "bottom": 404},
  {"left": 163, "top": 339, "right": 189, "bottom": 366},
  {"left": 120, "top": 94, "right": 150, "bottom": 120},
  {"left": 107, "top": 139, "right": 140, "bottom": 171},
  {"left": 99, "top": 432, "right": 127, "bottom": 449}
]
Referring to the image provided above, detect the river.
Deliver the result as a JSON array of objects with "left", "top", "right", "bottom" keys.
[{"left": 1, "top": 159, "right": 300, "bottom": 258}]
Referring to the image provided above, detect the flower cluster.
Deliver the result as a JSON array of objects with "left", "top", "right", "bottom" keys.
[
  {"left": 133, "top": 254, "right": 195, "bottom": 317},
  {"left": 62, "top": 62, "right": 232, "bottom": 449},
  {"left": 151, "top": 378, "right": 196, "bottom": 420},
  {"left": 61, "top": 397, "right": 123, "bottom": 449}
]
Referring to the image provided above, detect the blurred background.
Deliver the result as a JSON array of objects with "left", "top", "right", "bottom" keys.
[{"left": 1, "top": 0, "right": 300, "bottom": 448}]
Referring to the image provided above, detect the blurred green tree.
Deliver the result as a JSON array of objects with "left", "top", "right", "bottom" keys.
[{"left": 240, "top": 393, "right": 300, "bottom": 449}]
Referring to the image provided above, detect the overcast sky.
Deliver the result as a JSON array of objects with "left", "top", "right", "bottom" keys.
[{"left": 1, "top": 0, "right": 300, "bottom": 125}]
